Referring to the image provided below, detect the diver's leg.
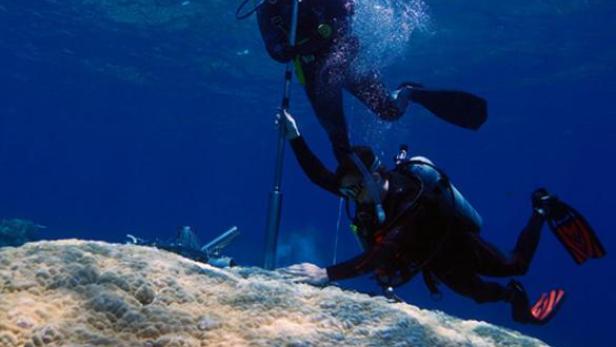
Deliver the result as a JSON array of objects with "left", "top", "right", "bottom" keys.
[
  {"left": 470, "top": 212, "right": 545, "bottom": 277},
  {"left": 508, "top": 212, "right": 546, "bottom": 273},
  {"left": 436, "top": 269, "right": 536, "bottom": 323},
  {"left": 303, "top": 62, "right": 351, "bottom": 163},
  {"left": 436, "top": 269, "right": 509, "bottom": 304},
  {"left": 345, "top": 70, "right": 406, "bottom": 121}
]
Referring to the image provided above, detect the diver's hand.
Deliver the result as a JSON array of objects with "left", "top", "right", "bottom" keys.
[
  {"left": 275, "top": 109, "right": 300, "bottom": 140},
  {"left": 280, "top": 262, "right": 329, "bottom": 286}
]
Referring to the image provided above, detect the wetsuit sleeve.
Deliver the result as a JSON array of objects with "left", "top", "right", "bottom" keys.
[
  {"left": 257, "top": 7, "right": 295, "bottom": 63},
  {"left": 326, "top": 226, "right": 403, "bottom": 281},
  {"left": 289, "top": 137, "right": 340, "bottom": 196}
]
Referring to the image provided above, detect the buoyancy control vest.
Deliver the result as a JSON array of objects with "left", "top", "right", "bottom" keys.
[
  {"left": 400, "top": 156, "right": 483, "bottom": 234},
  {"left": 348, "top": 153, "right": 484, "bottom": 292},
  {"left": 350, "top": 155, "right": 482, "bottom": 242}
]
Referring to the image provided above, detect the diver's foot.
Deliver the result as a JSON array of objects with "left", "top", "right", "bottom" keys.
[
  {"left": 506, "top": 280, "right": 532, "bottom": 323},
  {"left": 398, "top": 81, "right": 425, "bottom": 90},
  {"left": 396, "top": 82, "right": 424, "bottom": 100},
  {"left": 391, "top": 82, "right": 425, "bottom": 114},
  {"left": 531, "top": 188, "right": 560, "bottom": 217},
  {"left": 391, "top": 88, "right": 411, "bottom": 112}
]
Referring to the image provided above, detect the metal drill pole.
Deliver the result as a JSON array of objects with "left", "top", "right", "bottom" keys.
[{"left": 263, "top": 0, "right": 300, "bottom": 270}]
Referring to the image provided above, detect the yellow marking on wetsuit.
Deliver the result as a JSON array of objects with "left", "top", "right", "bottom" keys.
[{"left": 293, "top": 56, "right": 306, "bottom": 86}]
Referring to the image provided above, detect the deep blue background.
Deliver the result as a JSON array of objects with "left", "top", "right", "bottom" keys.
[{"left": 1, "top": 1, "right": 614, "bottom": 346}]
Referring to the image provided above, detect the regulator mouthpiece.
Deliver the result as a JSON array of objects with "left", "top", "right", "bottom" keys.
[{"left": 349, "top": 152, "right": 386, "bottom": 225}]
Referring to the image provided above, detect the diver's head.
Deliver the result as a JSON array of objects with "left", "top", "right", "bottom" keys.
[{"left": 336, "top": 146, "right": 386, "bottom": 203}]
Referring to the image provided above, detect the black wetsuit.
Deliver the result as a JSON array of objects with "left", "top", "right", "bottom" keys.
[
  {"left": 258, "top": 0, "right": 404, "bottom": 161},
  {"left": 290, "top": 136, "right": 546, "bottom": 322}
]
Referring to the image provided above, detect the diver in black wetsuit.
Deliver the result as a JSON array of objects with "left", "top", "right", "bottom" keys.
[
  {"left": 255, "top": 0, "right": 487, "bottom": 162},
  {"left": 276, "top": 110, "right": 605, "bottom": 325}
]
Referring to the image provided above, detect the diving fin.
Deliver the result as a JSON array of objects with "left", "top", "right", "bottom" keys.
[
  {"left": 550, "top": 201, "right": 606, "bottom": 264},
  {"left": 529, "top": 288, "right": 566, "bottom": 324},
  {"left": 539, "top": 193, "right": 606, "bottom": 265},
  {"left": 509, "top": 280, "right": 566, "bottom": 325},
  {"left": 401, "top": 82, "right": 488, "bottom": 130}
]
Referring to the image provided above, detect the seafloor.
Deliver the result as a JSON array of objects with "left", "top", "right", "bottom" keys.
[{"left": 0, "top": 240, "right": 547, "bottom": 347}]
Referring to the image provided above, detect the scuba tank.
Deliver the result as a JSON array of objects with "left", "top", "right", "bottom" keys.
[{"left": 395, "top": 145, "right": 482, "bottom": 233}]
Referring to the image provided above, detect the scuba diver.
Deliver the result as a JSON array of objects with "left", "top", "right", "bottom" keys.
[
  {"left": 277, "top": 110, "right": 606, "bottom": 325},
  {"left": 237, "top": 0, "right": 487, "bottom": 162}
]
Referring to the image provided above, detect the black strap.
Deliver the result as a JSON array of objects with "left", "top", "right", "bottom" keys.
[
  {"left": 422, "top": 270, "right": 442, "bottom": 299},
  {"left": 375, "top": 172, "right": 424, "bottom": 233},
  {"left": 398, "top": 158, "right": 455, "bottom": 299}
]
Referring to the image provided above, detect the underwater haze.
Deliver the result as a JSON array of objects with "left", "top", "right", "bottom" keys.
[{"left": 1, "top": 0, "right": 615, "bottom": 346}]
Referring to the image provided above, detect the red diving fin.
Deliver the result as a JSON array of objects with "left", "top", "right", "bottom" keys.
[
  {"left": 529, "top": 289, "right": 566, "bottom": 324},
  {"left": 547, "top": 200, "right": 606, "bottom": 264}
]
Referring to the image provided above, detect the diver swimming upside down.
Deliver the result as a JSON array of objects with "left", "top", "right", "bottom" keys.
[{"left": 277, "top": 110, "right": 605, "bottom": 325}]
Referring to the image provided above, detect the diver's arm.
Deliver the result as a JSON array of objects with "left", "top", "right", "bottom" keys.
[
  {"left": 257, "top": 6, "right": 295, "bottom": 63},
  {"left": 290, "top": 137, "right": 340, "bottom": 196},
  {"left": 326, "top": 226, "right": 402, "bottom": 281},
  {"left": 280, "top": 226, "right": 403, "bottom": 285},
  {"left": 280, "top": 110, "right": 340, "bottom": 195}
]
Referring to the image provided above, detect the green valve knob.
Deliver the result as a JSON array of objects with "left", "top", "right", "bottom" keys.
[{"left": 317, "top": 24, "right": 333, "bottom": 39}]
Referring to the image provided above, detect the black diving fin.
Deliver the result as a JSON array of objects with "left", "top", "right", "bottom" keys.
[{"left": 401, "top": 82, "right": 488, "bottom": 130}]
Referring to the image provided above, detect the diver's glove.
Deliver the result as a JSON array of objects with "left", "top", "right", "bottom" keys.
[
  {"left": 531, "top": 188, "right": 558, "bottom": 217},
  {"left": 279, "top": 262, "right": 329, "bottom": 286},
  {"left": 276, "top": 109, "right": 301, "bottom": 140}
]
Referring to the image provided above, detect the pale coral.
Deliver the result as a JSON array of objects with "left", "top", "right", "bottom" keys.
[{"left": 0, "top": 240, "right": 548, "bottom": 347}]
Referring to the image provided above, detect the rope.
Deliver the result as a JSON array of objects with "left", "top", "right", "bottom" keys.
[
  {"left": 235, "top": 0, "right": 265, "bottom": 20},
  {"left": 333, "top": 196, "right": 345, "bottom": 264}
]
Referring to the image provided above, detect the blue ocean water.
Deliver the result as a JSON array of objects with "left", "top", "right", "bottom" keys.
[{"left": 1, "top": 0, "right": 614, "bottom": 346}]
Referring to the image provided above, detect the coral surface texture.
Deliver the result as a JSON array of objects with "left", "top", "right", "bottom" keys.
[{"left": 0, "top": 240, "right": 548, "bottom": 346}]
